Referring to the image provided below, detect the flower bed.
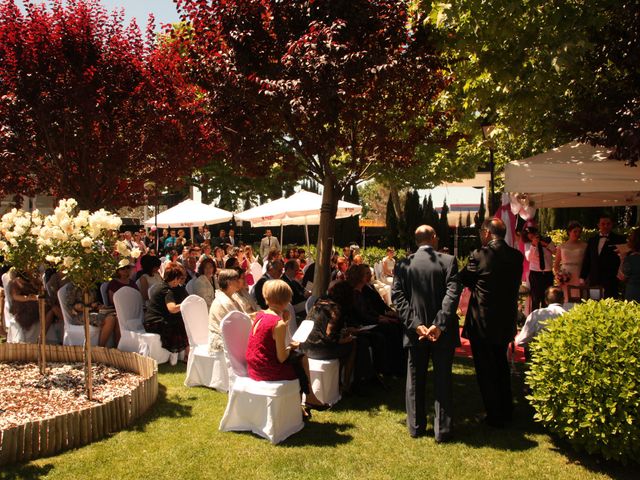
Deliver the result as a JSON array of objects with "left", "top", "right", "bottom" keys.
[{"left": 0, "top": 344, "right": 158, "bottom": 466}]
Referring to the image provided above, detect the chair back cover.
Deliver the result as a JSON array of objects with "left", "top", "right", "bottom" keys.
[
  {"left": 57, "top": 283, "right": 76, "bottom": 328},
  {"left": 181, "top": 294, "right": 209, "bottom": 346},
  {"left": 185, "top": 279, "right": 195, "bottom": 295},
  {"left": 373, "top": 262, "right": 383, "bottom": 281},
  {"left": 249, "top": 262, "right": 263, "bottom": 285},
  {"left": 220, "top": 310, "right": 252, "bottom": 377},
  {"left": 113, "top": 286, "right": 145, "bottom": 331},
  {"left": 305, "top": 295, "right": 318, "bottom": 314},
  {"left": 100, "top": 281, "right": 110, "bottom": 306},
  {"left": 286, "top": 303, "right": 296, "bottom": 344}
]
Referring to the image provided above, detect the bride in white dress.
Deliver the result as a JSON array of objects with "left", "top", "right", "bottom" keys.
[{"left": 553, "top": 221, "right": 587, "bottom": 300}]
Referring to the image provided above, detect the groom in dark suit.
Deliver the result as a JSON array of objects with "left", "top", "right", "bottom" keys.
[
  {"left": 580, "top": 214, "right": 626, "bottom": 298},
  {"left": 392, "top": 225, "right": 461, "bottom": 442},
  {"left": 459, "top": 218, "right": 523, "bottom": 427}
]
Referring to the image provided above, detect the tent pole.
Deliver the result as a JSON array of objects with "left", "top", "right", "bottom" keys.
[
  {"left": 190, "top": 226, "right": 194, "bottom": 245},
  {"left": 305, "top": 218, "right": 310, "bottom": 250},
  {"left": 280, "top": 224, "right": 284, "bottom": 249}
]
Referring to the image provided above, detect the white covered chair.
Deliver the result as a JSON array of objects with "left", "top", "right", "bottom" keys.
[
  {"left": 100, "top": 281, "right": 110, "bottom": 306},
  {"left": 2, "top": 272, "right": 19, "bottom": 343},
  {"left": 57, "top": 283, "right": 101, "bottom": 346},
  {"left": 219, "top": 311, "right": 304, "bottom": 444},
  {"left": 185, "top": 280, "right": 196, "bottom": 296},
  {"left": 113, "top": 286, "right": 170, "bottom": 364},
  {"left": 373, "top": 262, "right": 384, "bottom": 282},
  {"left": 180, "top": 295, "right": 228, "bottom": 391},
  {"left": 305, "top": 295, "right": 318, "bottom": 315},
  {"left": 249, "top": 261, "right": 263, "bottom": 285},
  {"left": 147, "top": 283, "right": 163, "bottom": 301},
  {"left": 307, "top": 358, "right": 341, "bottom": 406}
]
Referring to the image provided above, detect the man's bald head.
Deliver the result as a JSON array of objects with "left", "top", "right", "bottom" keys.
[{"left": 415, "top": 225, "right": 437, "bottom": 247}]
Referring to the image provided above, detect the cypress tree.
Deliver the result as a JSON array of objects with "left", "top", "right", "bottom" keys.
[
  {"left": 439, "top": 199, "right": 451, "bottom": 251},
  {"left": 385, "top": 193, "right": 399, "bottom": 247}
]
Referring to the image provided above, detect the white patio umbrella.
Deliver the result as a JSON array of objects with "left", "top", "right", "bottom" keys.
[
  {"left": 235, "top": 190, "right": 362, "bottom": 246},
  {"left": 145, "top": 199, "right": 233, "bottom": 243}
]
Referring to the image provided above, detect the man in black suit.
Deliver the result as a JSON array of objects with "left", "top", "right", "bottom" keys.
[
  {"left": 225, "top": 228, "right": 237, "bottom": 247},
  {"left": 252, "top": 259, "right": 284, "bottom": 310},
  {"left": 580, "top": 214, "right": 626, "bottom": 298},
  {"left": 459, "top": 218, "right": 523, "bottom": 427},
  {"left": 392, "top": 225, "right": 461, "bottom": 442},
  {"left": 282, "top": 259, "right": 310, "bottom": 316}
]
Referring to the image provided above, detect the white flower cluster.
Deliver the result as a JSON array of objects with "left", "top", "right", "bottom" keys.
[
  {"left": 0, "top": 198, "right": 130, "bottom": 269},
  {"left": 0, "top": 208, "right": 44, "bottom": 251}
]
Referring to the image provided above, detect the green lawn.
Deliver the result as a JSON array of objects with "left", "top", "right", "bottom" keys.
[{"left": 1, "top": 358, "right": 635, "bottom": 480}]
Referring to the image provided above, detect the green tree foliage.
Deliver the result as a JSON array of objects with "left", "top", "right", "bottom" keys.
[
  {"left": 422, "top": 194, "right": 439, "bottom": 229},
  {"left": 416, "top": 0, "right": 640, "bottom": 165},
  {"left": 401, "top": 190, "right": 422, "bottom": 248},
  {"left": 475, "top": 191, "right": 486, "bottom": 227}
]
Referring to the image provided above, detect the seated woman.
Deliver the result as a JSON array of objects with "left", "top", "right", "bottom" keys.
[
  {"left": 10, "top": 271, "right": 57, "bottom": 343},
  {"left": 381, "top": 247, "right": 396, "bottom": 285},
  {"left": 232, "top": 267, "right": 260, "bottom": 315},
  {"left": 144, "top": 262, "right": 189, "bottom": 365},
  {"left": 192, "top": 258, "right": 216, "bottom": 309},
  {"left": 301, "top": 298, "right": 356, "bottom": 392},
  {"left": 246, "top": 279, "right": 328, "bottom": 413},
  {"left": 138, "top": 255, "right": 163, "bottom": 305},
  {"left": 107, "top": 260, "right": 139, "bottom": 307},
  {"left": 208, "top": 269, "right": 243, "bottom": 355},
  {"left": 62, "top": 282, "right": 120, "bottom": 347}
]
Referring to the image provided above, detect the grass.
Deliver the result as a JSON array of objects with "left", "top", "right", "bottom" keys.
[{"left": 0, "top": 358, "right": 636, "bottom": 480}]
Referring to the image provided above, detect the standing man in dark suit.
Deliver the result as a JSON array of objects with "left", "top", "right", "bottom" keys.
[
  {"left": 392, "top": 225, "right": 461, "bottom": 442},
  {"left": 459, "top": 218, "right": 523, "bottom": 427},
  {"left": 580, "top": 214, "right": 626, "bottom": 298},
  {"left": 225, "top": 228, "right": 237, "bottom": 247}
]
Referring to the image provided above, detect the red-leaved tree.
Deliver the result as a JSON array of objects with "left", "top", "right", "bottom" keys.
[
  {"left": 0, "top": 0, "right": 220, "bottom": 209},
  {"left": 175, "top": 0, "right": 452, "bottom": 293}
]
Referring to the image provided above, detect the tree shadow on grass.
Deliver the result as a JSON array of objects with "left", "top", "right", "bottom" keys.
[
  {"left": 127, "top": 382, "right": 193, "bottom": 433},
  {"left": 280, "top": 421, "right": 355, "bottom": 447},
  {"left": 0, "top": 463, "right": 54, "bottom": 480},
  {"left": 547, "top": 435, "right": 638, "bottom": 479}
]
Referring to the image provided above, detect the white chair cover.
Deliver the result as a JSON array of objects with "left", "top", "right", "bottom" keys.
[
  {"left": 100, "top": 281, "right": 110, "bottom": 306},
  {"left": 2, "top": 273, "right": 18, "bottom": 343},
  {"left": 249, "top": 261, "right": 263, "bottom": 285},
  {"left": 180, "top": 295, "right": 228, "bottom": 391},
  {"left": 57, "top": 283, "right": 101, "bottom": 346},
  {"left": 185, "top": 280, "right": 196, "bottom": 295},
  {"left": 305, "top": 295, "right": 318, "bottom": 314},
  {"left": 113, "top": 286, "right": 170, "bottom": 364},
  {"left": 307, "top": 358, "right": 341, "bottom": 406},
  {"left": 373, "top": 262, "right": 383, "bottom": 281},
  {"left": 219, "top": 310, "right": 304, "bottom": 444}
]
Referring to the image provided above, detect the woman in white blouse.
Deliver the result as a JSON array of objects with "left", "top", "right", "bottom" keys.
[{"left": 191, "top": 258, "right": 216, "bottom": 309}]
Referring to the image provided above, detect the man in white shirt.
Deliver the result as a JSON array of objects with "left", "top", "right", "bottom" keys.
[
  {"left": 525, "top": 228, "right": 556, "bottom": 310},
  {"left": 259, "top": 229, "right": 281, "bottom": 261},
  {"left": 515, "top": 286, "right": 566, "bottom": 351}
]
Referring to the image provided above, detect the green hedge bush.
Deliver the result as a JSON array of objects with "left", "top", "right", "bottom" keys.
[{"left": 526, "top": 299, "right": 640, "bottom": 464}]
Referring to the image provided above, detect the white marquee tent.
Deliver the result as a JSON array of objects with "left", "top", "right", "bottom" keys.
[
  {"left": 235, "top": 190, "right": 362, "bottom": 245},
  {"left": 144, "top": 199, "right": 233, "bottom": 228},
  {"left": 504, "top": 142, "right": 640, "bottom": 208}
]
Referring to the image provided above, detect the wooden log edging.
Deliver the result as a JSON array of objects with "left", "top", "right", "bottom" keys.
[{"left": 0, "top": 344, "right": 158, "bottom": 466}]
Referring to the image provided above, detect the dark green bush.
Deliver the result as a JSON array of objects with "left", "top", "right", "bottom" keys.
[{"left": 526, "top": 299, "right": 640, "bottom": 463}]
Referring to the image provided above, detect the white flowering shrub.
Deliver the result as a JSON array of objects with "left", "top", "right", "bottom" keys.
[{"left": 1, "top": 199, "right": 139, "bottom": 291}]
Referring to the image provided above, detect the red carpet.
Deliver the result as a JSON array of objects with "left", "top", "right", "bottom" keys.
[
  {"left": 454, "top": 327, "right": 526, "bottom": 363},
  {"left": 455, "top": 288, "right": 526, "bottom": 363}
]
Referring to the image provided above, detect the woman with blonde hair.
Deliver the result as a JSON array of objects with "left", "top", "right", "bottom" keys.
[{"left": 245, "top": 279, "right": 328, "bottom": 412}]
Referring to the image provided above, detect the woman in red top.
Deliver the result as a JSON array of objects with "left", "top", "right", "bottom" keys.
[{"left": 245, "top": 279, "right": 328, "bottom": 412}]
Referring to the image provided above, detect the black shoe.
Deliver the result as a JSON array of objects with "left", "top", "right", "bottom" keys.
[
  {"left": 303, "top": 401, "right": 331, "bottom": 412},
  {"left": 435, "top": 433, "right": 453, "bottom": 444},
  {"left": 409, "top": 430, "right": 426, "bottom": 439}
]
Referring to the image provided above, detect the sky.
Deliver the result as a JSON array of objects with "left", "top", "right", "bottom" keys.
[
  {"left": 18, "top": 1, "right": 182, "bottom": 29},
  {"left": 99, "top": 0, "right": 181, "bottom": 29}
]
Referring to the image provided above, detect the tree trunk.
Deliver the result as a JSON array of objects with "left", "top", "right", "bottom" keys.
[
  {"left": 38, "top": 286, "right": 46, "bottom": 375},
  {"left": 83, "top": 289, "right": 93, "bottom": 400},
  {"left": 312, "top": 176, "right": 339, "bottom": 297}
]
